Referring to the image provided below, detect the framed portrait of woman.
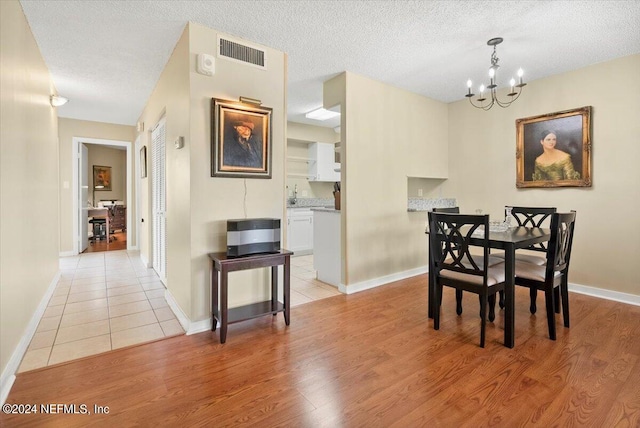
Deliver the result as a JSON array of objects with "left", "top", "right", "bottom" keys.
[{"left": 516, "top": 106, "right": 592, "bottom": 188}]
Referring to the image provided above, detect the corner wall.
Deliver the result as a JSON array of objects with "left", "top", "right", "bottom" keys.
[
  {"left": 188, "top": 23, "right": 287, "bottom": 323},
  {"left": 332, "top": 71, "right": 449, "bottom": 287},
  {"left": 446, "top": 54, "right": 640, "bottom": 296}
]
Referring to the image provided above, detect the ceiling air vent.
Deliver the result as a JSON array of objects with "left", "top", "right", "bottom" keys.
[{"left": 218, "top": 36, "right": 266, "bottom": 69}]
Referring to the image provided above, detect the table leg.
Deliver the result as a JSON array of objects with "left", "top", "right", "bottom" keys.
[
  {"left": 428, "top": 248, "right": 434, "bottom": 319},
  {"left": 271, "top": 265, "right": 278, "bottom": 314},
  {"left": 284, "top": 256, "right": 290, "bottom": 326},
  {"left": 220, "top": 267, "right": 228, "bottom": 344},
  {"left": 504, "top": 243, "right": 515, "bottom": 348},
  {"left": 211, "top": 260, "right": 219, "bottom": 332}
]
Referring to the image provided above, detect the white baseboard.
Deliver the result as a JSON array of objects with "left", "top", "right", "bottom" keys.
[
  {"left": 336, "top": 267, "right": 640, "bottom": 308},
  {"left": 163, "top": 289, "right": 214, "bottom": 335},
  {"left": 569, "top": 282, "right": 640, "bottom": 306},
  {"left": 339, "top": 266, "right": 429, "bottom": 295},
  {"left": 59, "top": 250, "right": 76, "bottom": 257},
  {"left": 1, "top": 271, "right": 61, "bottom": 405},
  {"left": 163, "top": 289, "right": 190, "bottom": 332},
  {"left": 139, "top": 253, "right": 150, "bottom": 268},
  {"left": 187, "top": 319, "right": 214, "bottom": 335}
]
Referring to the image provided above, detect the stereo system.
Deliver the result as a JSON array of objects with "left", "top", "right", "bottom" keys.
[{"left": 226, "top": 218, "right": 281, "bottom": 257}]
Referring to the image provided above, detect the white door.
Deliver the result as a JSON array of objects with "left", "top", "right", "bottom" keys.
[
  {"left": 151, "top": 118, "right": 167, "bottom": 282},
  {"left": 79, "top": 143, "right": 89, "bottom": 252}
]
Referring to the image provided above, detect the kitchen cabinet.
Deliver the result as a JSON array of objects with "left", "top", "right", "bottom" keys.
[
  {"left": 309, "top": 142, "right": 340, "bottom": 182},
  {"left": 286, "top": 208, "right": 313, "bottom": 255},
  {"left": 313, "top": 209, "right": 341, "bottom": 287}
]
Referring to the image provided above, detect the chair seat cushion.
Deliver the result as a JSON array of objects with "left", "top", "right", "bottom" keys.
[
  {"left": 440, "top": 262, "right": 506, "bottom": 286},
  {"left": 514, "top": 261, "right": 561, "bottom": 282}
]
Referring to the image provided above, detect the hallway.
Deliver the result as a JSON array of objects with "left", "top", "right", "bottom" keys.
[{"left": 18, "top": 250, "right": 184, "bottom": 372}]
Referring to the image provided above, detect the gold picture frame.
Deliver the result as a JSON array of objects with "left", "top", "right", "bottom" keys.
[
  {"left": 211, "top": 98, "right": 272, "bottom": 179},
  {"left": 516, "top": 106, "right": 592, "bottom": 188},
  {"left": 93, "top": 165, "right": 112, "bottom": 190}
]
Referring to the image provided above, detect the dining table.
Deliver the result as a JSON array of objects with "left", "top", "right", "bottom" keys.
[{"left": 427, "top": 226, "right": 551, "bottom": 348}]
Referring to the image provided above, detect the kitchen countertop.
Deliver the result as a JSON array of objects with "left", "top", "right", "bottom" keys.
[{"left": 311, "top": 207, "right": 340, "bottom": 213}]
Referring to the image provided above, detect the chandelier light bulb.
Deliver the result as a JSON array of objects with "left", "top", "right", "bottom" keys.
[
  {"left": 510, "top": 78, "right": 516, "bottom": 87},
  {"left": 489, "top": 68, "right": 495, "bottom": 78},
  {"left": 467, "top": 79, "right": 472, "bottom": 88},
  {"left": 517, "top": 68, "right": 524, "bottom": 77},
  {"left": 479, "top": 84, "right": 485, "bottom": 93}
]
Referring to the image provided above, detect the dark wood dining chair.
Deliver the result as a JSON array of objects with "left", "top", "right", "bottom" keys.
[
  {"left": 495, "top": 206, "right": 557, "bottom": 312},
  {"left": 427, "top": 207, "right": 459, "bottom": 317},
  {"left": 514, "top": 211, "right": 577, "bottom": 340},
  {"left": 428, "top": 212, "right": 506, "bottom": 348},
  {"left": 509, "top": 206, "right": 557, "bottom": 265}
]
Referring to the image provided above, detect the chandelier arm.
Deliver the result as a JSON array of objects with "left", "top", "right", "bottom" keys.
[
  {"left": 494, "top": 87, "right": 523, "bottom": 108},
  {"left": 467, "top": 96, "right": 495, "bottom": 111}
]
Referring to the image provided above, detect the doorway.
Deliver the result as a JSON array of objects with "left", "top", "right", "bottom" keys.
[{"left": 72, "top": 137, "right": 133, "bottom": 255}]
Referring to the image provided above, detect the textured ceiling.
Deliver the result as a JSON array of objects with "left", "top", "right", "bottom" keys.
[{"left": 20, "top": 1, "right": 640, "bottom": 129}]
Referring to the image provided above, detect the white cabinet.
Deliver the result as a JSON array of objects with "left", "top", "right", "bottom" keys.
[
  {"left": 286, "top": 208, "right": 313, "bottom": 255},
  {"left": 309, "top": 142, "right": 340, "bottom": 182}
]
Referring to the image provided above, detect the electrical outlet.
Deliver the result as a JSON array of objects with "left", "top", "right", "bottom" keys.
[
  {"left": 301, "top": 190, "right": 308, "bottom": 197},
  {"left": 418, "top": 188, "right": 423, "bottom": 197}
]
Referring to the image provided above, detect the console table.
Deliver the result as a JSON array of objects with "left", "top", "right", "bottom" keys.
[{"left": 208, "top": 250, "right": 293, "bottom": 343}]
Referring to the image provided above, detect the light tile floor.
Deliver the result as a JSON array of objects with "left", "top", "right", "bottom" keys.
[
  {"left": 18, "top": 250, "right": 184, "bottom": 373},
  {"left": 18, "top": 253, "right": 338, "bottom": 373},
  {"left": 290, "top": 254, "right": 342, "bottom": 307}
]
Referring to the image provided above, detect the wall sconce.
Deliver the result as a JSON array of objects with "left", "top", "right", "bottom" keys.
[{"left": 50, "top": 95, "right": 69, "bottom": 107}]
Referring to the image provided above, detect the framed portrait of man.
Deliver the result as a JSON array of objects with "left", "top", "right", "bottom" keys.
[
  {"left": 516, "top": 106, "right": 592, "bottom": 188},
  {"left": 211, "top": 98, "right": 272, "bottom": 178}
]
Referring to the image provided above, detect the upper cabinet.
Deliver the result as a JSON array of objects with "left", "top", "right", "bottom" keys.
[{"left": 309, "top": 142, "right": 340, "bottom": 182}]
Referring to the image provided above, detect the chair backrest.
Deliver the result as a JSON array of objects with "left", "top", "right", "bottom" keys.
[
  {"left": 428, "top": 212, "right": 489, "bottom": 282},
  {"left": 509, "top": 206, "right": 557, "bottom": 252},
  {"left": 433, "top": 207, "right": 460, "bottom": 214},
  {"left": 545, "top": 211, "right": 577, "bottom": 279}
]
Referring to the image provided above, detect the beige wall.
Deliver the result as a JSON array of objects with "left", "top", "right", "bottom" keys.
[
  {"left": 88, "top": 146, "right": 127, "bottom": 204},
  {"left": 286, "top": 122, "right": 339, "bottom": 200},
  {"left": 0, "top": 0, "right": 59, "bottom": 379},
  {"left": 446, "top": 54, "right": 640, "bottom": 296},
  {"left": 136, "top": 25, "right": 191, "bottom": 313},
  {"left": 330, "top": 71, "right": 449, "bottom": 287},
  {"left": 58, "top": 118, "right": 135, "bottom": 253},
  {"left": 136, "top": 22, "right": 287, "bottom": 322}
]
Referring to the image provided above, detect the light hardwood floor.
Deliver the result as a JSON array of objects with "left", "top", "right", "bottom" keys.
[{"left": 3, "top": 274, "right": 639, "bottom": 427}]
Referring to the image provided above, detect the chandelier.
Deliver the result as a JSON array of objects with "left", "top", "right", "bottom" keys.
[{"left": 465, "top": 37, "right": 526, "bottom": 110}]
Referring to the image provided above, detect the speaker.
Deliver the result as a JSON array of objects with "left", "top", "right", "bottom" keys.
[
  {"left": 226, "top": 218, "right": 280, "bottom": 257},
  {"left": 196, "top": 53, "right": 215, "bottom": 76}
]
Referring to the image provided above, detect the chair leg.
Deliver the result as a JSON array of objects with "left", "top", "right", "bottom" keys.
[
  {"left": 554, "top": 287, "right": 561, "bottom": 313},
  {"left": 434, "top": 283, "right": 442, "bottom": 331},
  {"left": 544, "top": 288, "right": 556, "bottom": 340},
  {"left": 530, "top": 287, "right": 537, "bottom": 314},
  {"left": 456, "top": 290, "right": 463, "bottom": 315},
  {"left": 561, "top": 278, "right": 570, "bottom": 328},
  {"left": 479, "top": 293, "right": 487, "bottom": 348},
  {"left": 488, "top": 294, "right": 496, "bottom": 322},
  {"left": 498, "top": 290, "right": 505, "bottom": 309}
]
